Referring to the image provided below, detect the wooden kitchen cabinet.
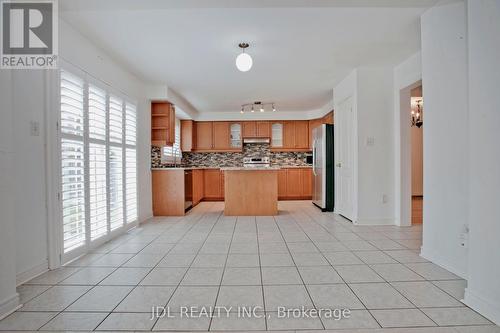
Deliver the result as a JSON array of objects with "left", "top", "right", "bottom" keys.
[
  {"left": 283, "top": 121, "right": 296, "bottom": 149},
  {"left": 277, "top": 169, "right": 288, "bottom": 199},
  {"left": 152, "top": 170, "right": 185, "bottom": 216},
  {"left": 256, "top": 121, "right": 270, "bottom": 137},
  {"left": 271, "top": 122, "right": 284, "bottom": 148},
  {"left": 192, "top": 170, "right": 204, "bottom": 206},
  {"left": 294, "top": 121, "right": 309, "bottom": 149},
  {"left": 242, "top": 121, "right": 270, "bottom": 138},
  {"left": 181, "top": 120, "right": 195, "bottom": 151},
  {"left": 195, "top": 122, "right": 213, "bottom": 150},
  {"left": 203, "top": 169, "right": 222, "bottom": 200},
  {"left": 151, "top": 102, "right": 175, "bottom": 146},
  {"left": 302, "top": 168, "right": 313, "bottom": 197},
  {"left": 242, "top": 121, "right": 256, "bottom": 137},
  {"left": 213, "top": 122, "right": 230, "bottom": 150},
  {"left": 286, "top": 169, "right": 304, "bottom": 198},
  {"left": 277, "top": 168, "right": 313, "bottom": 200},
  {"left": 220, "top": 170, "right": 225, "bottom": 199}
]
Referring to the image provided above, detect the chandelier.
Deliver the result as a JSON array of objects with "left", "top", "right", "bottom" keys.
[
  {"left": 411, "top": 99, "right": 423, "bottom": 128},
  {"left": 240, "top": 101, "right": 276, "bottom": 114}
]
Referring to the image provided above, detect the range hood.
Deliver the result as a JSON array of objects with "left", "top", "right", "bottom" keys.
[{"left": 243, "top": 138, "right": 270, "bottom": 144}]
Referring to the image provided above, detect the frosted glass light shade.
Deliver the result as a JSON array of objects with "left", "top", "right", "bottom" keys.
[{"left": 236, "top": 53, "right": 253, "bottom": 72}]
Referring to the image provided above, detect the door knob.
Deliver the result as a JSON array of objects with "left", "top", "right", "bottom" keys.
[{"left": 336, "top": 163, "right": 342, "bottom": 168}]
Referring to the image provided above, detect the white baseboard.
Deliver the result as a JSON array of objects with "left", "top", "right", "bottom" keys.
[
  {"left": 16, "top": 260, "right": 49, "bottom": 286},
  {"left": 354, "top": 218, "right": 395, "bottom": 226},
  {"left": 420, "top": 246, "right": 467, "bottom": 279},
  {"left": 464, "top": 287, "right": 500, "bottom": 325},
  {"left": 0, "top": 293, "right": 20, "bottom": 320}
]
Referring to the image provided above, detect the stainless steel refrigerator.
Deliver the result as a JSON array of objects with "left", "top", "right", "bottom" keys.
[{"left": 312, "top": 124, "right": 334, "bottom": 211}]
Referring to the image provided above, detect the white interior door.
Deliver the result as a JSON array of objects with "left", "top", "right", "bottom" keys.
[{"left": 335, "top": 97, "right": 355, "bottom": 220}]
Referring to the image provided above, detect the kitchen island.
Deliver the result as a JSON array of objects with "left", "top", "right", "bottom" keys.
[{"left": 222, "top": 167, "right": 279, "bottom": 216}]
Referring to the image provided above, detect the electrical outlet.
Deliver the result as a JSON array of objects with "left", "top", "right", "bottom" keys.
[{"left": 366, "top": 137, "right": 375, "bottom": 146}]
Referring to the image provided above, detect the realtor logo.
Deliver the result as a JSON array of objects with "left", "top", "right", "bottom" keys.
[{"left": 1, "top": 0, "right": 58, "bottom": 69}]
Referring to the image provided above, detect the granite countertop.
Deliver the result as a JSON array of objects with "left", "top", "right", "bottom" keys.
[
  {"left": 221, "top": 167, "right": 281, "bottom": 171},
  {"left": 151, "top": 165, "right": 311, "bottom": 170}
]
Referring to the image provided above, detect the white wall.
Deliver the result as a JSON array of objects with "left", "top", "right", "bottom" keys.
[
  {"left": 420, "top": 0, "right": 468, "bottom": 277},
  {"left": 463, "top": 0, "right": 500, "bottom": 325},
  {"left": 333, "top": 68, "right": 395, "bottom": 225},
  {"left": 0, "top": 70, "right": 20, "bottom": 317},
  {"left": 356, "top": 68, "right": 395, "bottom": 225},
  {"left": 393, "top": 52, "right": 422, "bottom": 227}
]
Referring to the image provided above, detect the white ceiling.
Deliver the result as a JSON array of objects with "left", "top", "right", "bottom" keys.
[{"left": 60, "top": 0, "right": 436, "bottom": 114}]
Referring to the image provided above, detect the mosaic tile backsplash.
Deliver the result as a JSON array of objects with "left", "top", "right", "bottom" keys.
[{"left": 151, "top": 144, "right": 312, "bottom": 168}]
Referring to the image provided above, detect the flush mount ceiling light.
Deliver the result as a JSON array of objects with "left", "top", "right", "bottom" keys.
[
  {"left": 240, "top": 101, "right": 276, "bottom": 114},
  {"left": 236, "top": 42, "right": 253, "bottom": 72}
]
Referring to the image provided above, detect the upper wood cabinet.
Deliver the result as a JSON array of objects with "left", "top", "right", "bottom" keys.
[
  {"left": 256, "top": 121, "right": 270, "bottom": 137},
  {"left": 151, "top": 102, "right": 175, "bottom": 146},
  {"left": 181, "top": 120, "right": 195, "bottom": 152},
  {"left": 242, "top": 121, "right": 270, "bottom": 138},
  {"left": 195, "top": 122, "right": 213, "bottom": 150},
  {"left": 242, "top": 122, "right": 256, "bottom": 137},
  {"left": 271, "top": 122, "right": 283, "bottom": 148},
  {"left": 283, "top": 121, "right": 296, "bottom": 149},
  {"left": 213, "top": 122, "right": 230, "bottom": 150},
  {"left": 229, "top": 123, "right": 242, "bottom": 149},
  {"left": 294, "top": 120, "right": 309, "bottom": 149}
]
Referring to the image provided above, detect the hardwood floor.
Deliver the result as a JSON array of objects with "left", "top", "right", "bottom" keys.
[{"left": 412, "top": 196, "right": 423, "bottom": 224}]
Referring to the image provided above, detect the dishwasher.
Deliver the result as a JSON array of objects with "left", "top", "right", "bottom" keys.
[{"left": 184, "top": 170, "right": 193, "bottom": 211}]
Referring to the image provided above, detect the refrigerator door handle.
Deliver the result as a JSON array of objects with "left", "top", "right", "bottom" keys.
[{"left": 312, "top": 140, "right": 317, "bottom": 176}]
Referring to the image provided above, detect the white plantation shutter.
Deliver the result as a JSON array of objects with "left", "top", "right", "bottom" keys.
[
  {"left": 89, "top": 143, "right": 107, "bottom": 240},
  {"left": 60, "top": 139, "right": 86, "bottom": 252},
  {"left": 125, "top": 103, "right": 137, "bottom": 146},
  {"left": 109, "top": 146, "right": 124, "bottom": 230},
  {"left": 60, "top": 70, "right": 86, "bottom": 253},
  {"left": 60, "top": 71, "right": 84, "bottom": 136},
  {"left": 125, "top": 102, "right": 138, "bottom": 224},
  {"left": 59, "top": 68, "right": 138, "bottom": 262},
  {"left": 88, "top": 86, "right": 107, "bottom": 141},
  {"left": 109, "top": 96, "right": 123, "bottom": 144},
  {"left": 126, "top": 148, "right": 137, "bottom": 223}
]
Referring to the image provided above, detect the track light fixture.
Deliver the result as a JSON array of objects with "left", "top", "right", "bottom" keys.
[{"left": 240, "top": 101, "right": 276, "bottom": 114}]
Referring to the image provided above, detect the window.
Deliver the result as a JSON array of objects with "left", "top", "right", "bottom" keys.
[
  {"left": 59, "top": 69, "right": 138, "bottom": 261},
  {"left": 162, "top": 118, "right": 181, "bottom": 164}
]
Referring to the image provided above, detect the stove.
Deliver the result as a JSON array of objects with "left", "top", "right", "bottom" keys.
[{"left": 243, "top": 156, "right": 270, "bottom": 168}]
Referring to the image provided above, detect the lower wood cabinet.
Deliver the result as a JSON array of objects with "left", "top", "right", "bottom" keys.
[
  {"left": 193, "top": 170, "right": 204, "bottom": 205},
  {"left": 278, "top": 168, "right": 312, "bottom": 200},
  {"left": 203, "top": 169, "right": 224, "bottom": 200},
  {"left": 152, "top": 170, "right": 185, "bottom": 216},
  {"left": 153, "top": 167, "right": 312, "bottom": 216}
]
